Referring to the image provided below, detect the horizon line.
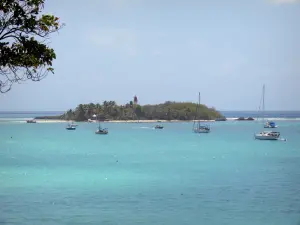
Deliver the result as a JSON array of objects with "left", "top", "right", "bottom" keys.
[{"left": 1, "top": 110, "right": 300, "bottom": 113}]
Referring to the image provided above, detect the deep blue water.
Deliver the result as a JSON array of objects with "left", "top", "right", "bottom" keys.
[{"left": 0, "top": 121, "right": 300, "bottom": 225}]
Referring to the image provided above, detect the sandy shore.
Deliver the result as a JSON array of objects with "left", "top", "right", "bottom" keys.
[
  {"left": 35, "top": 118, "right": 300, "bottom": 123},
  {"left": 2, "top": 118, "right": 299, "bottom": 124},
  {"left": 33, "top": 119, "right": 69, "bottom": 123},
  {"left": 33, "top": 119, "right": 215, "bottom": 123},
  {"left": 104, "top": 120, "right": 215, "bottom": 123}
]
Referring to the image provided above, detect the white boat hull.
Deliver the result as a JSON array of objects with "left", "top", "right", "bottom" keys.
[
  {"left": 264, "top": 125, "right": 278, "bottom": 128},
  {"left": 194, "top": 129, "right": 210, "bottom": 133},
  {"left": 254, "top": 131, "right": 280, "bottom": 140},
  {"left": 255, "top": 134, "right": 278, "bottom": 140}
]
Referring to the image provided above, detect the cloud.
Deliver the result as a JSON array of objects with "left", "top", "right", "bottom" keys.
[
  {"left": 268, "top": 0, "right": 300, "bottom": 4},
  {"left": 87, "top": 28, "right": 138, "bottom": 56}
]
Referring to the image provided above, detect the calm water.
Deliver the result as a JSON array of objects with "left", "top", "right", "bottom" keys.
[
  {"left": 0, "top": 111, "right": 63, "bottom": 121},
  {"left": 221, "top": 111, "right": 300, "bottom": 119},
  {"left": 1, "top": 121, "right": 300, "bottom": 225}
]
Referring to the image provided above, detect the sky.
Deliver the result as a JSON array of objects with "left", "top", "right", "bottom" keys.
[{"left": 0, "top": 0, "right": 299, "bottom": 111}]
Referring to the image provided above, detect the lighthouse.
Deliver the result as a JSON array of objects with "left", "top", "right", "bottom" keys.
[{"left": 133, "top": 95, "right": 138, "bottom": 105}]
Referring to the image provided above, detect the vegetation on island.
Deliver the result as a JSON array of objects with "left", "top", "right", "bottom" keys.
[
  {"left": 0, "top": 0, "right": 63, "bottom": 93},
  {"left": 35, "top": 101, "right": 225, "bottom": 122}
]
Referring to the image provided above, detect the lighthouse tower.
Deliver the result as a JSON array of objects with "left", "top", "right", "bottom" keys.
[{"left": 133, "top": 95, "right": 138, "bottom": 105}]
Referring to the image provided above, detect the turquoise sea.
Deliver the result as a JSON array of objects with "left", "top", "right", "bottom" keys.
[{"left": 1, "top": 117, "right": 300, "bottom": 224}]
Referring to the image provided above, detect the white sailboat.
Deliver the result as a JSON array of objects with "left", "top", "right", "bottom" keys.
[
  {"left": 254, "top": 85, "right": 280, "bottom": 140},
  {"left": 66, "top": 124, "right": 76, "bottom": 130},
  {"left": 94, "top": 115, "right": 108, "bottom": 135},
  {"left": 66, "top": 121, "right": 77, "bottom": 130},
  {"left": 193, "top": 92, "right": 210, "bottom": 133},
  {"left": 261, "top": 86, "right": 278, "bottom": 128}
]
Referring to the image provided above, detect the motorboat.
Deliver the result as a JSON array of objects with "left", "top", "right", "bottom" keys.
[
  {"left": 215, "top": 118, "right": 227, "bottom": 121},
  {"left": 264, "top": 121, "right": 278, "bottom": 128},
  {"left": 155, "top": 125, "right": 164, "bottom": 129},
  {"left": 26, "top": 119, "right": 36, "bottom": 123},
  {"left": 254, "top": 131, "right": 280, "bottom": 140}
]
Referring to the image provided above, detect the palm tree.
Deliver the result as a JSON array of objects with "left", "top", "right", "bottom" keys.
[
  {"left": 95, "top": 103, "right": 102, "bottom": 115},
  {"left": 109, "top": 101, "right": 116, "bottom": 107},
  {"left": 88, "top": 103, "right": 95, "bottom": 113},
  {"left": 119, "top": 105, "right": 124, "bottom": 119},
  {"left": 76, "top": 104, "right": 83, "bottom": 111},
  {"left": 75, "top": 104, "right": 86, "bottom": 121},
  {"left": 103, "top": 101, "right": 108, "bottom": 114},
  {"left": 107, "top": 101, "right": 115, "bottom": 114},
  {"left": 66, "top": 109, "right": 73, "bottom": 120}
]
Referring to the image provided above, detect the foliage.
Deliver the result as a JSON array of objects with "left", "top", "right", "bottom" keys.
[
  {"left": 74, "top": 104, "right": 86, "bottom": 121},
  {"left": 36, "top": 101, "right": 224, "bottom": 122},
  {"left": 0, "top": 0, "right": 63, "bottom": 92}
]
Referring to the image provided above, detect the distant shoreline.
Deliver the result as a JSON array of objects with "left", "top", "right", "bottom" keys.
[{"left": 1, "top": 117, "right": 300, "bottom": 124}]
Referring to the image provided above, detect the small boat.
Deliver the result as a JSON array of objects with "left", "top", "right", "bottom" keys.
[
  {"left": 66, "top": 124, "right": 76, "bottom": 130},
  {"left": 254, "top": 85, "right": 283, "bottom": 140},
  {"left": 254, "top": 131, "right": 280, "bottom": 140},
  {"left": 258, "top": 85, "right": 278, "bottom": 128},
  {"left": 215, "top": 118, "right": 227, "bottom": 121},
  {"left": 26, "top": 119, "right": 36, "bottom": 123},
  {"left": 155, "top": 125, "right": 164, "bottom": 129},
  {"left": 194, "top": 124, "right": 210, "bottom": 133},
  {"left": 70, "top": 121, "right": 78, "bottom": 127},
  {"left": 95, "top": 127, "right": 108, "bottom": 134},
  {"left": 95, "top": 116, "right": 108, "bottom": 135},
  {"left": 193, "top": 92, "right": 211, "bottom": 133},
  {"left": 264, "top": 121, "right": 278, "bottom": 128}
]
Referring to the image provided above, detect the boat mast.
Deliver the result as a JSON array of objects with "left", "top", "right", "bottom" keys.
[
  {"left": 97, "top": 114, "right": 101, "bottom": 129},
  {"left": 198, "top": 92, "right": 201, "bottom": 129},
  {"left": 262, "top": 84, "right": 265, "bottom": 124},
  {"left": 193, "top": 92, "right": 199, "bottom": 130}
]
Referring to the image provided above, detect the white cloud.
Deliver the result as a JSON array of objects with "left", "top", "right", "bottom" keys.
[
  {"left": 87, "top": 28, "right": 138, "bottom": 56},
  {"left": 268, "top": 0, "right": 300, "bottom": 4}
]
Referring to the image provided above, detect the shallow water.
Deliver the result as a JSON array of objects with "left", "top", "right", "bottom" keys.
[{"left": 0, "top": 121, "right": 300, "bottom": 225}]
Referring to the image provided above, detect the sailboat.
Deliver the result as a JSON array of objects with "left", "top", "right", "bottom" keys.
[
  {"left": 254, "top": 85, "right": 280, "bottom": 140},
  {"left": 259, "top": 85, "right": 278, "bottom": 128},
  {"left": 193, "top": 92, "right": 210, "bottom": 133},
  {"left": 66, "top": 121, "right": 77, "bottom": 130},
  {"left": 95, "top": 115, "right": 108, "bottom": 135}
]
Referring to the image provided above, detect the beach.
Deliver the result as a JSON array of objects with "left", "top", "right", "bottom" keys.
[{"left": 1, "top": 117, "right": 300, "bottom": 124}]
